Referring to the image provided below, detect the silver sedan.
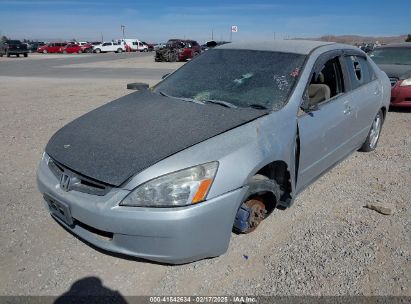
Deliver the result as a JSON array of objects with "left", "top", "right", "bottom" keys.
[{"left": 37, "top": 40, "right": 390, "bottom": 264}]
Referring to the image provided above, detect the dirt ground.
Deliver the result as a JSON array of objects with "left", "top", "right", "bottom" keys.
[{"left": 0, "top": 54, "right": 410, "bottom": 297}]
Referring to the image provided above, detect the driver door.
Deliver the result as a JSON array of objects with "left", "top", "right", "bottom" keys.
[{"left": 296, "top": 51, "right": 355, "bottom": 193}]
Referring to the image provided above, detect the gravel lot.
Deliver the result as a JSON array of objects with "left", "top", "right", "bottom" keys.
[{"left": 0, "top": 54, "right": 410, "bottom": 297}]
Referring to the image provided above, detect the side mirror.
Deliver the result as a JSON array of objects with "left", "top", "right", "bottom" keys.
[
  {"left": 301, "top": 99, "right": 319, "bottom": 113},
  {"left": 162, "top": 73, "right": 170, "bottom": 79},
  {"left": 126, "top": 82, "right": 149, "bottom": 90}
]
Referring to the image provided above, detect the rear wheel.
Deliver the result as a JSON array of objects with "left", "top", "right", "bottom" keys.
[
  {"left": 6, "top": 51, "right": 10, "bottom": 57},
  {"left": 43, "top": 50, "right": 47, "bottom": 54},
  {"left": 77, "top": 50, "right": 82, "bottom": 54},
  {"left": 24, "top": 53, "right": 28, "bottom": 57},
  {"left": 117, "top": 48, "right": 123, "bottom": 53},
  {"left": 16, "top": 54, "right": 20, "bottom": 57},
  {"left": 63, "top": 51, "right": 67, "bottom": 54},
  {"left": 359, "top": 110, "right": 384, "bottom": 152}
]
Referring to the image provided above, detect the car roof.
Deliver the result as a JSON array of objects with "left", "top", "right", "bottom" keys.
[
  {"left": 376, "top": 42, "right": 411, "bottom": 49},
  {"left": 217, "top": 40, "right": 336, "bottom": 54}
]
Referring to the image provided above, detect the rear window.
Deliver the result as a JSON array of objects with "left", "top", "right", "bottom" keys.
[
  {"left": 154, "top": 49, "right": 306, "bottom": 110},
  {"left": 7, "top": 40, "right": 21, "bottom": 44}
]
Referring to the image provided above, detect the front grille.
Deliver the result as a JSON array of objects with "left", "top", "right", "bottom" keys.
[
  {"left": 48, "top": 158, "right": 112, "bottom": 196},
  {"left": 389, "top": 77, "right": 399, "bottom": 87}
]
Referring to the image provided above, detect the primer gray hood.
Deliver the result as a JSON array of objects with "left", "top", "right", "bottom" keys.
[{"left": 45, "top": 90, "right": 267, "bottom": 186}]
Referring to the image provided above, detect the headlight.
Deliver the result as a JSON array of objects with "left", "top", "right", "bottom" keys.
[
  {"left": 42, "top": 152, "right": 50, "bottom": 164},
  {"left": 400, "top": 78, "right": 411, "bottom": 86},
  {"left": 120, "top": 162, "right": 218, "bottom": 207}
]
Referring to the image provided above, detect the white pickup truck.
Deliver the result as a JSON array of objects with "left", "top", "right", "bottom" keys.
[{"left": 93, "top": 41, "right": 124, "bottom": 53}]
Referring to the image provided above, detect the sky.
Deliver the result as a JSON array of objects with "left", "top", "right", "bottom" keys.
[{"left": 0, "top": 0, "right": 409, "bottom": 43}]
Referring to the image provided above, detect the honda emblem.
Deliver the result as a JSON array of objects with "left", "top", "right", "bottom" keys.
[{"left": 60, "top": 174, "right": 71, "bottom": 192}]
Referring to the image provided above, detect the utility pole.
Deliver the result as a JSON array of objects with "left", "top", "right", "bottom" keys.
[
  {"left": 121, "top": 25, "right": 125, "bottom": 38},
  {"left": 211, "top": 29, "right": 214, "bottom": 40},
  {"left": 101, "top": 32, "right": 103, "bottom": 42},
  {"left": 273, "top": 32, "right": 276, "bottom": 40}
]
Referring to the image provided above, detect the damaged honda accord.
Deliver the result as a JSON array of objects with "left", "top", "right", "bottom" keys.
[{"left": 37, "top": 40, "right": 390, "bottom": 264}]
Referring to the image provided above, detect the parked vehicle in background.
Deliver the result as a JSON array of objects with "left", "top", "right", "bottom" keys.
[
  {"left": 117, "top": 39, "right": 146, "bottom": 52},
  {"left": 370, "top": 43, "right": 411, "bottom": 107},
  {"left": 59, "top": 43, "right": 83, "bottom": 54},
  {"left": 90, "top": 41, "right": 102, "bottom": 46},
  {"left": 360, "top": 43, "right": 374, "bottom": 53},
  {"left": 0, "top": 40, "right": 29, "bottom": 57},
  {"left": 179, "top": 40, "right": 201, "bottom": 61},
  {"left": 155, "top": 39, "right": 201, "bottom": 62},
  {"left": 38, "top": 42, "right": 67, "bottom": 54},
  {"left": 76, "top": 42, "right": 93, "bottom": 53},
  {"left": 142, "top": 42, "right": 154, "bottom": 51},
  {"left": 28, "top": 42, "right": 45, "bottom": 53},
  {"left": 37, "top": 40, "right": 390, "bottom": 264},
  {"left": 154, "top": 43, "right": 166, "bottom": 50},
  {"left": 93, "top": 41, "right": 124, "bottom": 53}
]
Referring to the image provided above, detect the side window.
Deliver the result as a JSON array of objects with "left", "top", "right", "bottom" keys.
[
  {"left": 344, "top": 55, "right": 373, "bottom": 88},
  {"left": 307, "top": 56, "right": 345, "bottom": 106},
  {"left": 102, "top": 42, "right": 110, "bottom": 46}
]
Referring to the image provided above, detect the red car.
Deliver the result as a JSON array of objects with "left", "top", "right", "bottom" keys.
[
  {"left": 37, "top": 42, "right": 67, "bottom": 54},
  {"left": 59, "top": 44, "right": 83, "bottom": 54},
  {"left": 371, "top": 43, "right": 411, "bottom": 108}
]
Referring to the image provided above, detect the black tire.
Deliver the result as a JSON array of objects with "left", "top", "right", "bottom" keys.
[
  {"left": 43, "top": 50, "right": 47, "bottom": 54},
  {"left": 63, "top": 51, "right": 67, "bottom": 54},
  {"left": 7, "top": 51, "right": 10, "bottom": 57},
  {"left": 16, "top": 54, "right": 20, "bottom": 57},
  {"left": 359, "top": 110, "right": 384, "bottom": 152},
  {"left": 234, "top": 174, "right": 281, "bottom": 234},
  {"left": 117, "top": 48, "right": 123, "bottom": 53},
  {"left": 0, "top": 54, "right": 3, "bottom": 57},
  {"left": 24, "top": 53, "right": 28, "bottom": 57},
  {"left": 95, "top": 48, "right": 101, "bottom": 53}
]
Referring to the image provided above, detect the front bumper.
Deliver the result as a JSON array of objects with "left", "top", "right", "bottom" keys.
[
  {"left": 391, "top": 82, "right": 411, "bottom": 107},
  {"left": 36, "top": 159, "right": 246, "bottom": 264}
]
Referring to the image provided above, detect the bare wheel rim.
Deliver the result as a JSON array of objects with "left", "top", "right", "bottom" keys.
[{"left": 369, "top": 113, "right": 382, "bottom": 148}]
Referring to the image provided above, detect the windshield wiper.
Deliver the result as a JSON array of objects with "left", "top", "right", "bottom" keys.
[
  {"left": 159, "top": 91, "right": 204, "bottom": 105},
  {"left": 159, "top": 91, "right": 173, "bottom": 98},
  {"left": 203, "top": 99, "right": 237, "bottom": 108},
  {"left": 247, "top": 104, "right": 268, "bottom": 110}
]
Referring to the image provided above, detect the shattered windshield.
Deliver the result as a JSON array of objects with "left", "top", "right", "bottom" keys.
[{"left": 153, "top": 49, "right": 306, "bottom": 110}]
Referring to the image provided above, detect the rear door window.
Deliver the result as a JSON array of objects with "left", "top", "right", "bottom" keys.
[{"left": 344, "top": 56, "right": 374, "bottom": 89}]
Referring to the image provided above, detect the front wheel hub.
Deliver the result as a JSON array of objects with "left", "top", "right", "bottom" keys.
[{"left": 234, "top": 197, "right": 267, "bottom": 233}]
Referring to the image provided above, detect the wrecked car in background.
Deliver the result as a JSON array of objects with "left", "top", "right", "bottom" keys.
[
  {"left": 370, "top": 43, "right": 411, "bottom": 108},
  {"left": 155, "top": 39, "right": 201, "bottom": 62},
  {"left": 37, "top": 40, "right": 390, "bottom": 264}
]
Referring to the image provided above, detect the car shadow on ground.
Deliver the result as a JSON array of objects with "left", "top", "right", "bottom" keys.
[{"left": 54, "top": 276, "right": 128, "bottom": 304}]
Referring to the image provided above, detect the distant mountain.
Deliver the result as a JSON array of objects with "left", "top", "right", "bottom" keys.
[{"left": 298, "top": 34, "right": 408, "bottom": 45}]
